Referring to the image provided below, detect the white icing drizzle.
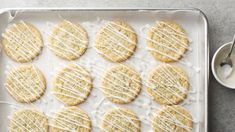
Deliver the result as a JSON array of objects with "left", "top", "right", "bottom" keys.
[
  {"left": 55, "top": 84, "right": 87, "bottom": 98},
  {"left": 104, "top": 22, "right": 136, "bottom": 44},
  {"left": 3, "top": 29, "right": 40, "bottom": 52},
  {"left": 160, "top": 64, "right": 187, "bottom": 93},
  {"left": 5, "top": 65, "right": 46, "bottom": 103},
  {"left": 2, "top": 21, "right": 43, "bottom": 61},
  {"left": 47, "top": 31, "right": 86, "bottom": 55},
  {"left": 151, "top": 107, "right": 193, "bottom": 132},
  {"left": 96, "top": 107, "right": 140, "bottom": 132},
  {"left": 47, "top": 21, "right": 88, "bottom": 44},
  {"left": 48, "top": 107, "right": 91, "bottom": 131},
  {"left": 8, "top": 109, "right": 47, "bottom": 132},
  {"left": 146, "top": 64, "right": 189, "bottom": 104},
  {"left": 52, "top": 64, "right": 92, "bottom": 102},
  {"left": 94, "top": 45, "right": 130, "bottom": 61},
  {"left": 5, "top": 83, "right": 33, "bottom": 103},
  {"left": 95, "top": 21, "right": 137, "bottom": 61},
  {"left": 48, "top": 124, "right": 70, "bottom": 131},
  {"left": 51, "top": 91, "right": 85, "bottom": 100},
  {"left": 158, "top": 22, "right": 187, "bottom": 36},
  {"left": 11, "top": 22, "right": 41, "bottom": 48},
  {"left": 19, "top": 21, "right": 42, "bottom": 42},
  {"left": 98, "top": 70, "right": 139, "bottom": 96},
  {"left": 150, "top": 26, "right": 188, "bottom": 49},
  {"left": 146, "top": 47, "right": 180, "bottom": 60},
  {"left": 138, "top": 22, "right": 202, "bottom": 72},
  {"left": 102, "top": 31, "right": 134, "bottom": 53},
  {"left": 46, "top": 20, "right": 88, "bottom": 59},
  {"left": 63, "top": 20, "right": 87, "bottom": 38},
  {"left": 145, "top": 37, "right": 185, "bottom": 56},
  {"left": 109, "top": 21, "right": 135, "bottom": 33},
  {"left": 2, "top": 32, "right": 38, "bottom": 60},
  {"left": 47, "top": 45, "right": 76, "bottom": 60},
  {"left": 90, "top": 66, "right": 140, "bottom": 102},
  {"left": 57, "top": 66, "right": 91, "bottom": 84}
]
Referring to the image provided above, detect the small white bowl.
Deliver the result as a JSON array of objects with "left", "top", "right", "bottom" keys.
[{"left": 211, "top": 42, "right": 235, "bottom": 89}]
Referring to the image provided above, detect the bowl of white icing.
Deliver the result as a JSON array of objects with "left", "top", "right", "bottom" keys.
[{"left": 212, "top": 42, "right": 235, "bottom": 89}]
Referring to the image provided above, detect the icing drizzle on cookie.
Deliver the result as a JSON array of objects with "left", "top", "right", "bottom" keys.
[
  {"left": 49, "top": 107, "right": 91, "bottom": 131},
  {"left": 9, "top": 109, "right": 48, "bottom": 132},
  {"left": 2, "top": 21, "right": 43, "bottom": 62},
  {"left": 151, "top": 106, "right": 193, "bottom": 132},
  {"left": 147, "top": 21, "right": 189, "bottom": 51},
  {"left": 100, "top": 108, "right": 140, "bottom": 132},
  {"left": 95, "top": 21, "right": 137, "bottom": 62},
  {"left": 147, "top": 64, "right": 189, "bottom": 105},
  {"left": 47, "top": 20, "right": 88, "bottom": 60},
  {"left": 5, "top": 65, "right": 46, "bottom": 103},
  {"left": 52, "top": 64, "right": 92, "bottom": 105},
  {"left": 93, "top": 64, "right": 141, "bottom": 103}
]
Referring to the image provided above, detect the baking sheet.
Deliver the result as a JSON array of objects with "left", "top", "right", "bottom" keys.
[{"left": 0, "top": 8, "right": 208, "bottom": 132}]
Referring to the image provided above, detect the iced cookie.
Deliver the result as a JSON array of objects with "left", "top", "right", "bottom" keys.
[
  {"left": 1, "top": 21, "right": 43, "bottom": 63},
  {"left": 151, "top": 105, "right": 193, "bottom": 132},
  {"left": 147, "top": 21, "right": 189, "bottom": 62},
  {"left": 101, "top": 64, "right": 141, "bottom": 104},
  {"left": 51, "top": 106, "right": 91, "bottom": 132},
  {"left": 52, "top": 64, "right": 92, "bottom": 106},
  {"left": 48, "top": 20, "right": 88, "bottom": 60},
  {"left": 101, "top": 108, "right": 140, "bottom": 132},
  {"left": 95, "top": 21, "right": 137, "bottom": 62},
  {"left": 147, "top": 64, "right": 189, "bottom": 105},
  {"left": 5, "top": 65, "right": 46, "bottom": 103},
  {"left": 9, "top": 108, "right": 48, "bottom": 132}
]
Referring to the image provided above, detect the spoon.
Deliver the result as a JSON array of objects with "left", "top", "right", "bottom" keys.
[{"left": 220, "top": 34, "right": 235, "bottom": 68}]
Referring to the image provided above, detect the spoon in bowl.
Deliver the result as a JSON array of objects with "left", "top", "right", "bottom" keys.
[{"left": 220, "top": 34, "right": 235, "bottom": 78}]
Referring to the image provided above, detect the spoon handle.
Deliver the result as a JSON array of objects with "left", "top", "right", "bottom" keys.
[{"left": 228, "top": 34, "right": 235, "bottom": 57}]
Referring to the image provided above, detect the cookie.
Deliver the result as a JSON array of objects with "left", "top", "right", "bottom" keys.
[
  {"left": 146, "top": 21, "right": 189, "bottom": 62},
  {"left": 1, "top": 21, "right": 43, "bottom": 63},
  {"left": 101, "top": 108, "right": 140, "bottom": 132},
  {"left": 48, "top": 20, "right": 88, "bottom": 60},
  {"left": 51, "top": 106, "right": 91, "bottom": 132},
  {"left": 151, "top": 105, "right": 193, "bottom": 132},
  {"left": 9, "top": 108, "right": 48, "bottom": 132},
  {"left": 147, "top": 64, "right": 189, "bottom": 105},
  {"left": 52, "top": 64, "right": 92, "bottom": 106},
  {"left": 101, "top": 64, "right": 141, "bottom": 104},
  {"left": 95, "top": 21, "right": 137, "bottom": 62},
  {"left": 5, "top": 65, "right": 46, "bottom": 103}
]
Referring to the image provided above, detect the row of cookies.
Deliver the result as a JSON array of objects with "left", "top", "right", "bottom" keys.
[
  {"left": 1, "top": 20, "right": 189, "bottom": 63},
  {"left": 5, "top": 63, "right": 189, "bottom": 106},
  {"left": 9, "top": 105, "right": 193, "bottom": 132}
]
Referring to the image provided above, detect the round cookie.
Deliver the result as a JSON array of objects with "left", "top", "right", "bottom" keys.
[
  {"left": 147, "top": 64, "right": 189, "bottom": 105},
  {"left": 9, "top": 108, "right": 48, "bottom": 132},
  {"left": 151, "top": 105, "right": 193, "bottom": 132},
  {"left": 147, "top": 21, "right": 189, "bottom": 62},
  {"left": 51, "top": 106, "right": 91, "bottom": 132},
  {"left": 101, "top": 64, "right": 141, "bottom": 104},
  {"left": 101, "top": 108, "right": 140, "bottom": 132},
  {"left": 5, "top": 65, "right": 46, "bottom": 103},
  {"left": 48, "top": 20, "right": 88, "bottom": 60},
  {"left": 52, "top": 64, "right": 92, "bottom": 106},
  {"left": 95, "top": 21, "right": 137, "bottom": 62},
  {"left": 1, "top": 21, "right": 43, "bottom": 63}
]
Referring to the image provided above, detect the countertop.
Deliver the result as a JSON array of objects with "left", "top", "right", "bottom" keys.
[{"left": 1, "top": 0, "right": 235, "bottom": 131}]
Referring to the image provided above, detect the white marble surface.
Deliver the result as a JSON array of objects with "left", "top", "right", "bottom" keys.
[{"left": 0, "top": 0, "right": 235, "bottom": 131}]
